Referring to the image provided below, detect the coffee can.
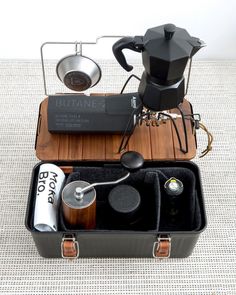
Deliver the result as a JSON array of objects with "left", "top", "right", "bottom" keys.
[
  {"left": 62, "top": 180, "right": 96, "bottom": 229},
  {"left": 34, "top": 163, "right": 65, "bottom": 232}
]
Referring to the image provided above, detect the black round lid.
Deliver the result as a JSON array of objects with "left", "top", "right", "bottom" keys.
[{"left": 108, "top": 185, "right": 141, "bottom": 214}]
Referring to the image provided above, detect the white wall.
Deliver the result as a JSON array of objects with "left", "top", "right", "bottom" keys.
[{"left": 0, "top": 0, "right": 235, "bottom": 59}]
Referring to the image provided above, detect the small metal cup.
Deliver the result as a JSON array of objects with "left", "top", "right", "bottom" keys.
[{"left": 56, "top": 55, "right": 101, "bottom": 91}]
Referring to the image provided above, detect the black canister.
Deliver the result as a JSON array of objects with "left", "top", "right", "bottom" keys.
[{"left": 108, "top": 184, "right": 141, "bottom": 228}]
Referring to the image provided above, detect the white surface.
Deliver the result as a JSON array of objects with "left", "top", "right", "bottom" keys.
[
  {"left": 0, "top": 0, "right": 236, "bottom": 59},
  {"left": 0, "top": 59, "right": 235, "bottom": 294}
]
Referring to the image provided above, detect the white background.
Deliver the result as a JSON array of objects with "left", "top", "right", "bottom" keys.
[{"left": 0, "top": 0, "right": 235, "bottom": 59}]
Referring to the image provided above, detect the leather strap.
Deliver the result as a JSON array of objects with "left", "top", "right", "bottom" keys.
[
  {"left": 155, "top": 240, "right": 170, "bottom": 258},
  {"left": 61, "top": 238, "right": 79, "bottom": 258},
  {"left": 153, "top": 236, "right": 171, "bottom": 258}
]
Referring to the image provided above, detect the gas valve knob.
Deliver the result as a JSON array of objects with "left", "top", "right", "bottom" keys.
[{"left": 164, "top": 177, "right": 184, "bottom": 196}]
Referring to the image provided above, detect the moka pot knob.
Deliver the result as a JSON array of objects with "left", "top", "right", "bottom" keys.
[{"left": 164, "top": 23, "right": 176, "bottom": 40}]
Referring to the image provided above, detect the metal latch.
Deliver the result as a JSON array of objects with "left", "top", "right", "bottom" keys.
[
  {"left": 153, "top": 235, "right": 171, "bottom": 258},
  {"left": 61, "top": 235, "right": 79, "bottom": 259}
]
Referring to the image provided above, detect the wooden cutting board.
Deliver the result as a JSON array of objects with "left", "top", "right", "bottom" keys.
[{"left": 35, "top": 94, "right": 196, "bottom": 161}]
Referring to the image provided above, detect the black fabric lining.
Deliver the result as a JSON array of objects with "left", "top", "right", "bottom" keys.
[
  {"left": 28, "top": 166, "right": 202, "bottom": 232},
  {"left": 58, "top": 167, "right": 201, "bottom": 232},
  {"left": 59, "top": 168, "right": 161, "bottom": 231},
  {"left": 146, "top": 167, "right": 198, "bottom": 231}
]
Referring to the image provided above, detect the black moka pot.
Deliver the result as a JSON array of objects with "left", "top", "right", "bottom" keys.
[{"left": 113, "top": 24, "right": 205, "bottom": 111}]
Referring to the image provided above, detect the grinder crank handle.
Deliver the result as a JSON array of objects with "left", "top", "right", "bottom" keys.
[
  {"left": 112, "top": 36, "right": 143, "bottom": 72},
  {"left": 75, "top": 151, "right": 144, "bottom": 198},
  {"left": 120, "top": 150, "right": 144, "bottom": 172}
]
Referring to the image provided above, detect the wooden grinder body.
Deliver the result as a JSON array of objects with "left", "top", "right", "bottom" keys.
[
  {"left": 62, "top": 181, "right": 96, "bottom": 230},
  {"left": 62, "top": 200, "right": 96, "bottom": 229}
]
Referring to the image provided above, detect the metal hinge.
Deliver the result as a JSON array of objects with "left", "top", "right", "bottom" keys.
[
  {"left": 153, "top": 235, "right": 171, "bottom": 259},
  {"left": 61, "top": 235, "right": 79, "bottom": 259}
]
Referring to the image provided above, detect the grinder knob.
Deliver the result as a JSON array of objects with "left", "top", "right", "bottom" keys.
[{"left": 120, "top": 151, "right": 144, "bottom": 172}]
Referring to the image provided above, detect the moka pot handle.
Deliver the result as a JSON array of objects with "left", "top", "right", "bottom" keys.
[{"left": 112, "top": 36, "right": 143, "bottom": 72}]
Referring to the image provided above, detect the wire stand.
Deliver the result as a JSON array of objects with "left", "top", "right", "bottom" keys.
[{"left": 118, "top": 75, "right": 193, "bottom": 155}]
